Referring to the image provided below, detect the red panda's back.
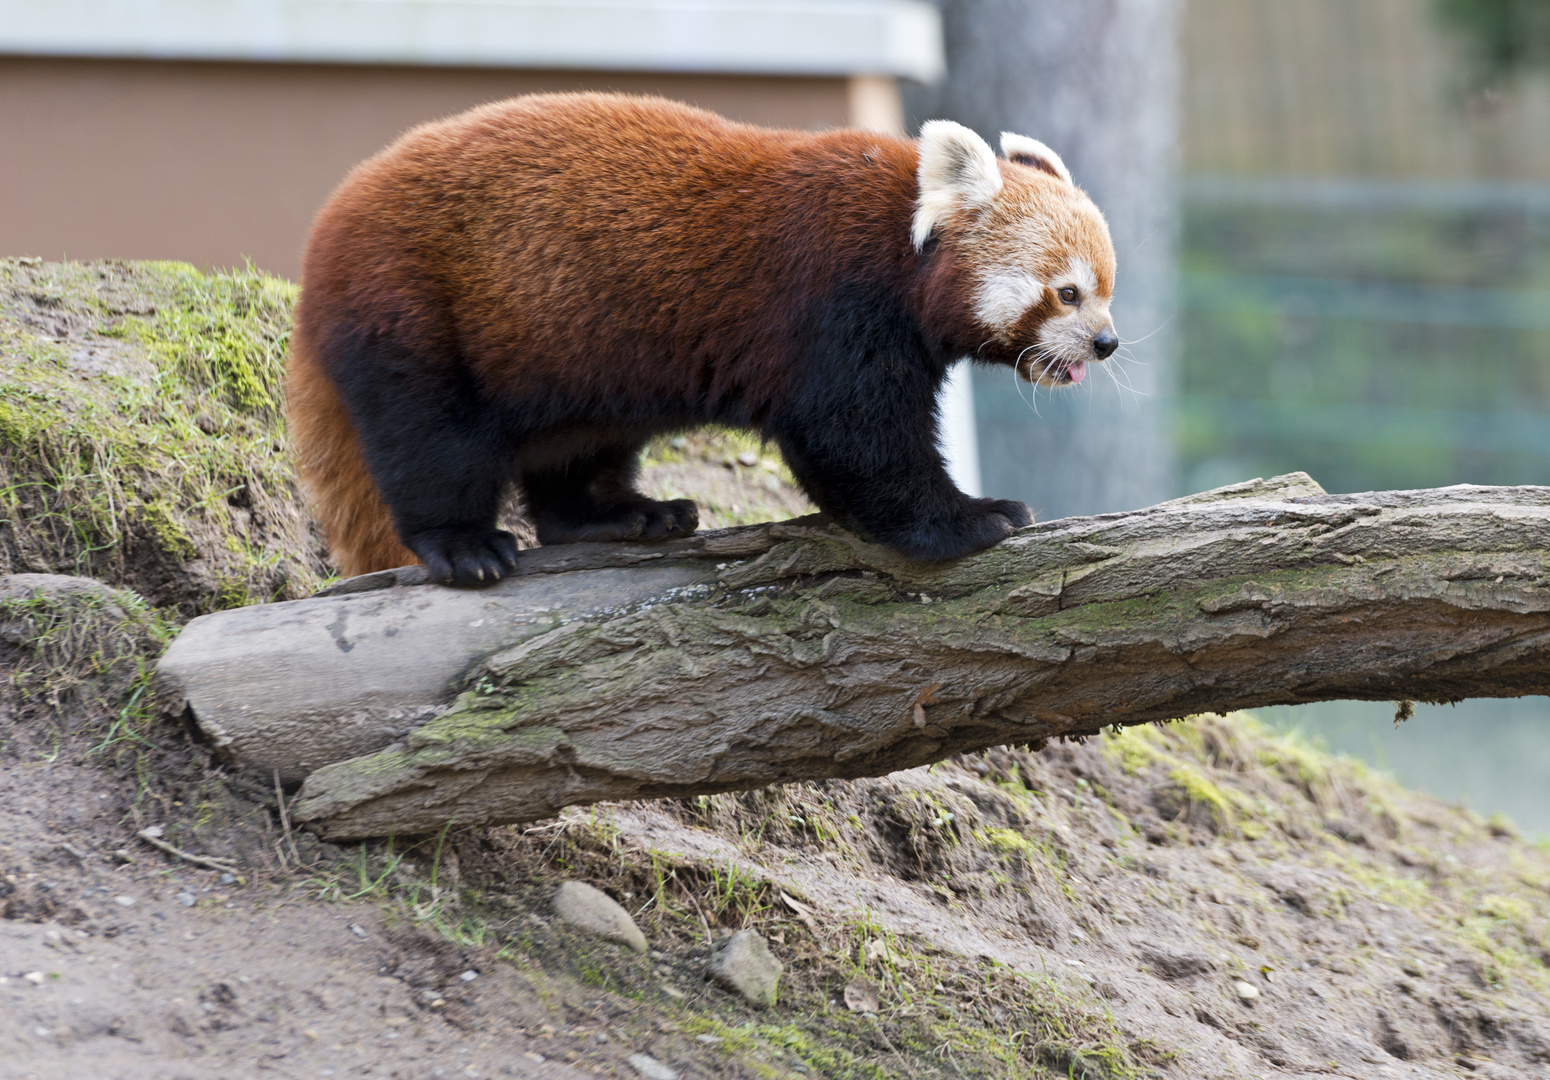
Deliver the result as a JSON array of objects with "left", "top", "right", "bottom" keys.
[{"left": 298, "top": 92, "right": 919, "bottom": 402}]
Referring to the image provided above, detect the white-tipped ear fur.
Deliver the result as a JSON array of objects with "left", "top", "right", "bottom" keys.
[
  {"left": 1000, "top": 132, "right": 1073, "bottom": 185},
  {"left": 913, "top": 120, "right": 1003, "bottom": 251}
]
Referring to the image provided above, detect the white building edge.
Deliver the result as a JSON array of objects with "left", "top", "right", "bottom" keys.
[{"left": 0, "top": 0, "right": 943, "bottom": 79}]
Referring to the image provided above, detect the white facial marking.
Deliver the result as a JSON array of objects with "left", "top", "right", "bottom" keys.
[
  {"left": 976, "top": 269, "right": 1044, "bottom": 329},
  {"left": 1059, "top": 258, "right": 1098, "bottom": 298}
]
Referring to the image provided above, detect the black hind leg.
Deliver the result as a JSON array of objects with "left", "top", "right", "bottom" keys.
[
  {"left": 522, "top": 444, "right": 698, "bottom": 545},
  {"left": 324, "top": 330, "right": 520, "bottom": 587}
]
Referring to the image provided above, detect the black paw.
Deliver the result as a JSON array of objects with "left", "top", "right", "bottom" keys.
[
  {"left": 634, "top": 498, "right": 700, "bottom": 540},
  {"left": 535, "top": 499, "right": 700, "bottom": 544},
  {"left": 984, "top": 498, "right": 1033, "bottom": 530},
  {"left": 892, "top": 498, "right": 1032, "bottom": 561},
  {"left": 409, "top": 527, "right": 521, "bottom": 587}
]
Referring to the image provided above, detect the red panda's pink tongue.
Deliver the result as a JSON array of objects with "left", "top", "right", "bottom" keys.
[{"left": 1065, "top": 361, "right": 1087, "bottom": 385}]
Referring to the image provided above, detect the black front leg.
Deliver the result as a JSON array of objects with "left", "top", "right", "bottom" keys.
[
  {"left": 775, "top": 416, "right": 1029, "bottom": 561},
  {"left": 770, "top": 293, "right": 1030, "bottom": 561}
]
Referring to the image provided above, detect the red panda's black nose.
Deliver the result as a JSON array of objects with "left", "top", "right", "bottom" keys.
[{"left": 1092, "top": 330, "right": 1119, "bottom": 359}]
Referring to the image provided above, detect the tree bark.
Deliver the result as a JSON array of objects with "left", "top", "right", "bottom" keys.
[{"left": 154, "top": 474, "right": 1550, "bottom": 839}]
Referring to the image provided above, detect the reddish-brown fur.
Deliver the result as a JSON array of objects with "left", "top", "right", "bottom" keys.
[{"left": 287, "top": 92, "right": 1113, "bottom": 579}]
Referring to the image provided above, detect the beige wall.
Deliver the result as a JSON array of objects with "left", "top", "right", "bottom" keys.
[{"left": 0, "top": 57, "right": 856, "bottom": 278}]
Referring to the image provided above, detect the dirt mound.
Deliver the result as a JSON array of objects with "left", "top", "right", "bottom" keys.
[{"left": 0, "top": 258, "right": 327, "bottom": 618}]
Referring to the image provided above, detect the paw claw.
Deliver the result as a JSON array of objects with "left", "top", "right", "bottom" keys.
[{"left": 409, "top": 527, "right": 523, "bottom": 588}]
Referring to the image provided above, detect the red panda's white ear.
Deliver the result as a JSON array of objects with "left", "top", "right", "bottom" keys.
[
  {"left": 913, "top": 120, "right": 1003, "bottom": 251},
  {"left": 1000, "top": 133, "right": 1073, "bottom": 186}
]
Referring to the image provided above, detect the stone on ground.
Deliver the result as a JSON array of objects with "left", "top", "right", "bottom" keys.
[
  {"left": 707, "top": 929, "right": 782, "bottom": 1008},
  {"left": 626, "top": 1053, "right": 680, "bottom": 1080},
  {"left": 552, "top": 881, "right": 647, "bottom": 953}
]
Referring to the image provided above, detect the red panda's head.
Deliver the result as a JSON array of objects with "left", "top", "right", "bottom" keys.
[{"left": 913, "top": 121, "right": 1118, "bottom": 387}]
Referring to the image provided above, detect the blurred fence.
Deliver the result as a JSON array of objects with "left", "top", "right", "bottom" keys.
[{"left": 1184, "top": 0, "right": 1550, "bottom": 181}]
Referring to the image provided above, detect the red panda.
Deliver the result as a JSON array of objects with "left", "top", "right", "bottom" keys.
[{"left": 287, "top": 92, "right": 1117, "bottom": 585}]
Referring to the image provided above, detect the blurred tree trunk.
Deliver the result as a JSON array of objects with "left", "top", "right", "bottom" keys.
[{"left": 905, "top": 0, "right": 1183, "bottom": 519}]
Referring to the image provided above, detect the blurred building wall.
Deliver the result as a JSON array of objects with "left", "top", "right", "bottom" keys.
[{"left": 0, "top": 60, "right": 859, "bottom": 278}]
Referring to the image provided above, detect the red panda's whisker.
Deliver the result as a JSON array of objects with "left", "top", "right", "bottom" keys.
[
  {"left": 1102, "top": 358, "right": 1149, "bottom": 407},
  {"left": 1009, "top": 356, "right": 1042, "bottom": 417},
  {"left": 1117, "top": 315, "right": 1175, "bottom": 347}
]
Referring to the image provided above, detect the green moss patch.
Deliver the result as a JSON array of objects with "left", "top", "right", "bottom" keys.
[{"left": 0, "top": 258, "right": 326, "bottom": 618}]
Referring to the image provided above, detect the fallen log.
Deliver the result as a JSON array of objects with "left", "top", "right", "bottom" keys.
[{"left": 154, "top": 474, "right": 1550, "bottom": 839}]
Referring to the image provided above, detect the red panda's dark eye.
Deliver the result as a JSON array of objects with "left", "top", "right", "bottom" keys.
[{"left": 1058, "top": 286, "right": 1079, "bottom": 304}]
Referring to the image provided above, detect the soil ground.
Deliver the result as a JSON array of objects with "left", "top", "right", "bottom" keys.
[
  {"left": 4, "top": 261, "right": 1550, "bottom": 1079},
  {"left": 7, "top": 669, "right": 1550, "bottom": 1080}
]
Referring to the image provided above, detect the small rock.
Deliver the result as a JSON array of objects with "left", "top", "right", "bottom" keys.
[
  {"left": 553, "top": 882, "right": 647, "bottom": 953},
  {"left": 219, "top": 872, "right": 236, "bottom": 885},
  {"left": 350, "top": 923, "right": 368, "bottom": 939},
  {"left": 707, "top": 929, "right": 782, "bottom": 1008},
  {"left": 113, "top": 895, "right": 136, "bottom": 908},
  {"left": 735, "top": 450, "right": 759, "bottom": 467},
  {"left": 460, "top": 969, "right": 478, "bottom": 982},
  {"left": 843, "top": 975, "right": 879, "bottom": 1013},
  {"left": 1234, "top": 980, "right": 1260, "bottom": 1002},
  {"left": 695, "top": 1034, "right": 722, "bottom": 1045},
  {"left": 176, "top": 892, "right": 196, "bottom": 907},
  {"left": 24, "top": 972, "right": 45, "bottom": 985},
  {"left": 627, "top": 1053, "right": 680, "bottom": 1080}
]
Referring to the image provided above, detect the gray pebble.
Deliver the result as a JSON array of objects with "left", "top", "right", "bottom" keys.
[
  {"left": 627, "top": 1053, "right": 680, "bottom": 1080},
  {"left": 553, "top": 881, "right": 647, "bottom": 953},
  {"left": 707, "top": 930, "right": 782, "bottom": 1008}
]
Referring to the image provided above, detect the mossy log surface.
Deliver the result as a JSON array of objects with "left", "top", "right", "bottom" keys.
[{"left": 158, "top": 472, "right": 1550, "bottom": 839}]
